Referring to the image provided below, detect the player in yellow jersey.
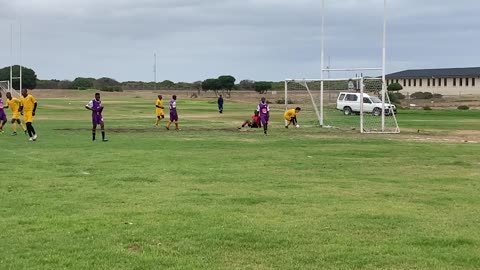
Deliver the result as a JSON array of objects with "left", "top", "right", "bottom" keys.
[
  {"left": 5, "top": 92, "right": 27, "bottom": 136},
  {"left": 19, "top": 89, "right": 38, "bottom": 141},
  {"left": 284, "top": 107, "right": 301, "bottom": 128},
  {"left": 155, "top": 95, "right": 165, "bottom": 127}
]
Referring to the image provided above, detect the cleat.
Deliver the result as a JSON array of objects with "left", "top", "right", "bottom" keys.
[
  {"left": 32, "top": 134, "right": 38, "bottom": 141},
  {"left": 165, "top": 126, "right": 169, "bottom": 130},
  {"left": 285, "top": 126, "right": 288, "bottom": 128},
  {"left": 24, "top": 130, "right": 28, "bottom": 135},
  {"left": 102, "top": 139, "right": 108, "bottom": 142},
  {"left": 11, "top": 132, "right": 17, "bottom": 136},
  {"left": 29, "top": 137, "right": 33, "bottom": 141}
]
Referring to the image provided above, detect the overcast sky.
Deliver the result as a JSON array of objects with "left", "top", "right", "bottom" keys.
[{"left": 0, "top": 0, "right": 478, "bottom": 82}]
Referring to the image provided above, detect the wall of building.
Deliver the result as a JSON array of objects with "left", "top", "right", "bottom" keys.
[{"left": 386, "top": 77, "right": 480, "bottom": 96}]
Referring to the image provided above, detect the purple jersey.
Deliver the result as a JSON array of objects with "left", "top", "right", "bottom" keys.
[
  {"left": 169, "top": 99, "right": 178, "bottom": 121},
  {"left": 0, "top": 98, "right": 6, "bottom": 121},
  {"left": 87, "top": 99, "right": 104, "bottom": 125},
  {"left": 257, "top": 102, "right": 269, "bottom": 124}
]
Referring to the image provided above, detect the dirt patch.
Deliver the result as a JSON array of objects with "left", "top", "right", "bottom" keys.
[{"left": 127, "top": 243, "right": 142, "bottom": 253}]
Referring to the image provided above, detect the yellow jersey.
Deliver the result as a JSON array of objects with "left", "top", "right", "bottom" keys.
[
  {"left": 20, "top": 94, "right": 37, "bottom": 112},
  {"left": 284, "top": 109, "right": 296, "bottom": 120},
  {"left": 7, "top": 97, "right": 21, "bottom": 113},
  {"left": 155, "top": 99, "right": 164, "bottom": 114}
]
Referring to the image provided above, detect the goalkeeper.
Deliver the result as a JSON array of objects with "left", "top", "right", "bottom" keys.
[{"left": 284, "top": 107, "right": 301, "bottom": 128}]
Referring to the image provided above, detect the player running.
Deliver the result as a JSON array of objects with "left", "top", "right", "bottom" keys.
[
  {"left": 0, "top": 92, "right": 7, "bottom": 134},
  {"left": 5, "top": 92, "right": 27, "bottom": 135},
  {"left": 85, "top": 93, "right": 108, "bottom": 141},
  {"left": 19, "top": 89, "right": 38, "bottom": 141},
  {"left": 166, "top": 95, "right": 179, "bottom": 130},
  {"left": 155, "top": 95, "right": 165, "bottom": 127},
  {"left": 257, "top": 97, "right": 269, "bottom": 135},
  {"left": 284, "top": 107, "right": 301, "bottom": 128}
]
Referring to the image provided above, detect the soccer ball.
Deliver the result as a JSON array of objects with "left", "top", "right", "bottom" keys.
[{"left": 295, "top": 124, "right": 300, "bottom": 128}]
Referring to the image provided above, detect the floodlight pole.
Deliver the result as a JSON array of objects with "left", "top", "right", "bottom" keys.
[
  {"left": 154, "top": 53, "right": 157, "bottom": 90},
  {"left": 320, "top": 0, "right": 325, "bottom": 127}
]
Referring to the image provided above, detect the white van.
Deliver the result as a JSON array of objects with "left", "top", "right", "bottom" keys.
[{"left": 336, "top": 92, "right": 397, "bottom": 116}]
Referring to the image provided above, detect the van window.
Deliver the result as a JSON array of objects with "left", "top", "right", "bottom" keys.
[
  {"left": 338, "top": 94, "right": 345, "bottom": 101},
  {"left": 363, "top": 97, "right": 372, "bottom": 104},
  {"left": 345, "top": 94, "right": 358, "bottom": 101}
]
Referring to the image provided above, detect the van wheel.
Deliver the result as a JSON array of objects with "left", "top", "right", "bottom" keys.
[
  {"left": 373, "top": 107, "right": 382, "bottom": 116},
  {"left": 343, "top": 107, "right": 352, "bottom": 115}
]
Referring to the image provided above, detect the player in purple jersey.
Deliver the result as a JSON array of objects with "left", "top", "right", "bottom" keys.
[
  {"left": 85, "top": 93, "right": 108, "bottom": 141},
  {"left": 0, "top": 92, "right": 7, "bottom": 133},
  {"left": 256, "top": 97, "right": 269, "bottom": 135},
  {"left": 166, "top": 95, "right": 179, "bottom": 130}
]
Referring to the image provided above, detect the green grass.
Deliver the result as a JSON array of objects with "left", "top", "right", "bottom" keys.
[{"left": 1, "top": 94, "right": 480, "bottom": 269}]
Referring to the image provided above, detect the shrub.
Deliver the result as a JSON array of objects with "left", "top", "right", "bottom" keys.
[
  {"left": 411, "top": 92, "right": 433, "bottom": 99},
  {"left": 387, "top": 82, "right": 403, "bottom": 91},
  {"left": 276, "top": 99, "right": 294, "bottom": 104},
  {"left": 423, "top": 106, "right": 432, "bottom": 110},
  {"left": 457, "top": 105, "right": 470, "bottom": 110},
  {"left": 433, "top": 93, "right": 443, "bottom": 99}
]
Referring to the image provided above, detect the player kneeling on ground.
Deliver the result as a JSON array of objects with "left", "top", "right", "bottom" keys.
[
  {"left": 284, "top": 107, "right": 301, "bottom": 128},
  {"left": 239, "top": 111, "right": 261, "bottom": 129}
]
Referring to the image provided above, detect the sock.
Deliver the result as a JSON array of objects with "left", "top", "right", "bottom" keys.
[
  {"left": 102, "top": 131, "right": 105, "bottom": 140},
  {"left": 30, "top": 125, "right": 36, "bottom": 135},
  {"left": 26, "top": 123, "right": 33, "bottom": 137},
  {"left": 20, "top": 123, "right": 26, "bottom": 131},
  {"left": 12, "top": 122, "right": 17, "bottom": 133},
  {"left": 92, "top": 130, "right": 96, "bottom": 141}
]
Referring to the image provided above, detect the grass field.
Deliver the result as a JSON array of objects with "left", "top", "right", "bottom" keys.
[{"left": 1, "top": 91, "right": 480, "bottom": 269}]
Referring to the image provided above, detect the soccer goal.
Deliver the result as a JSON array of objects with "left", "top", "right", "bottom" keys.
[{"left": 284, "top": 77, "right": 400, "bottom": 133}]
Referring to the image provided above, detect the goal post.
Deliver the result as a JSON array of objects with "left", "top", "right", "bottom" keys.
[{"left": 284, "top": 77, "right": 400, "bottom": 133}]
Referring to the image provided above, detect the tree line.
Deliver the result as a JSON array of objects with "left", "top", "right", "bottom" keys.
[{"left": 0, "top": 65, "right": 287, "bottom": 95}]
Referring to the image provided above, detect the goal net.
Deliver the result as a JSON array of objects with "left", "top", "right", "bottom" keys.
[
  {"left": 285, "top": 77, "right": 400, "bottom": 133},
  {"left": 0, "top": 81, "right": 9, "bottom": 95}
]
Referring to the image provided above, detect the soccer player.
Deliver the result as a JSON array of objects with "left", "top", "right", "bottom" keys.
[
  {"left": 155, "top": 95, "right": 165, "bottom": 126},
  {"left": 85, "top": 93, "right": 108, "bottom": 141},
  {"left": 19, "top": 89, "right": 38, "bottom": 141},
  {"left": 166, "top": 94, "right": 179, "bottom": 130},
  {"left": 284, "top": 107, "right": 301, "bottom": 128},
  {"left": 5, "top": 92, "right": 27, "bottom": 135},
  {"left": 239, "top": 110, "right": 261, "bottom": 129},
  {"left": 217, "top": 94, "right": 224, "bottom": 113},
  {"left": 0, "top": 92, "right": 7, "bottom": 133},
  {"left": 257, "top": 97, "right": 269, "bottom": 135}
]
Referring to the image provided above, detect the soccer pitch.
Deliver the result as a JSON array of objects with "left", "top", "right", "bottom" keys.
[{"left": 1, "top": 91, "right": 480, "bottom": 269}]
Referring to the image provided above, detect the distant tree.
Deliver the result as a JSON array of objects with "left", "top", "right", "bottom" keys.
[
  {"left": 217, "top": 75, "right": 235, "bottom": 97},
  {"left": 202, "top": 78, "right": 221, "bottom": 95},
  {"left": 94, "top": 77, "right": 121, "bottom": 91},
  {"left": 239, "top": 79, "right": 255, "bottom": 90},
  {"left": 254, "top": 81, "right": 272, "bottom": 94},
  {"left": 158, "top": 80, "right": 175, "bottom": 89},
  {"left": 71, "top": 77, "right": 95, "bottom": 89},
  {"left": 0, "top": 65, "right": 37, "bottom": 89},
  {"left": 192, "top": 81, "right": 203, "bottom": 94},
  {"left": 58, "top": 80, "right": 73, "bottom": 89},
  {"left": 36, "top": 79, "right": 60, "bottom": 89}
]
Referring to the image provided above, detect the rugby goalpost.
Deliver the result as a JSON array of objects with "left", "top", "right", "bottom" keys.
[
  {"left": 284, "top": 0, "right": 399, "bottom": 133},
  {"left": 1, "top": 24, "right": 23, "bottom": 98}
]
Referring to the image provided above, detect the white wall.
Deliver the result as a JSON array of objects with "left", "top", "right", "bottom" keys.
[{"left": 387, "top": 77, "right": 480, "bottom": 96}]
